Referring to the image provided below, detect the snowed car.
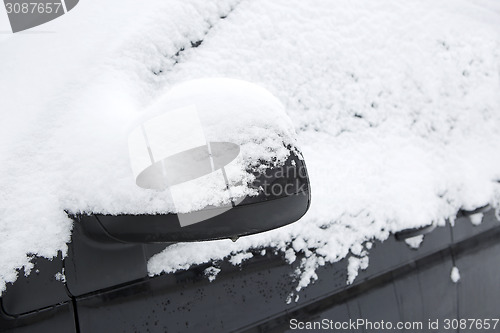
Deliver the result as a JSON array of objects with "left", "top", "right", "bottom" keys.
[
  {"left": 2, "top": 0, "right": 500, "bottom": 331},
  {"left": 0, "top": 78, "right": 314, "bottom": 332},
  {"left": 1, "top": 78, "right": 500, "bottom": 333}
]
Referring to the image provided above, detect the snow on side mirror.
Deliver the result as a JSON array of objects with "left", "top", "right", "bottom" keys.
[{"left": 80, "top": 78, "right": 310, "bottom": 243}]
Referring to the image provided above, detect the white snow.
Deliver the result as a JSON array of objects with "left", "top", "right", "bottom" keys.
[
  {"left": 469, "top": 213, "right": 484, "bottom": 226},
  {"left": 1, "top": 0, "right": 500, "bottom": 295},
  {"left": 126, "top": 78, "right": 296, "bottom": 214},
  {"left": 451, "top": 266, "right": 461, "bottom": 283},
  {"left": 204, "top": 266, "right": 221, "bottom": 282},
  {"left": 347, "top": 256, "right": 370, "bottom": 285},
  {"left": 228, "top": 252, "right": 253, "bottom": 266},
  {"left": 54, "top": 269, "right": 66, "bottom": 283},
  {"left": 284, "top": 248, "right": 297, "bottom": 264},
  {"left": 405, "top": 235, "right": 425, "bottom": 249}
]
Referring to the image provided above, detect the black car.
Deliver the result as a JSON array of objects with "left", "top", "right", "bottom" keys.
[{"left": 1, "top": 146, "right": 498, "bottom": 333}]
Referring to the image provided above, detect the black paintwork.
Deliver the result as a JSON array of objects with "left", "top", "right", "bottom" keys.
[{"left": 1, "top": 195, "right": 499, "bottom": 332}]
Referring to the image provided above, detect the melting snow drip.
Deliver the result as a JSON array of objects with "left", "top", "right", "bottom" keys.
[
  {"left": 55, "top": 268, "right": 66, "bottom": 283},
  {"left": 470, "top": 213, "right": 484, "bottom": 226},
  {"left": 347, "top": 256, "right": 369, "bottom": 285},
  {"left": 450, "top": 266, "right": 461, "bottom": 283}
]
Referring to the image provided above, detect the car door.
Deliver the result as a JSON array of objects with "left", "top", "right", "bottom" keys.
[{"left": 0, "top": 254, "right": 77, "bottom": 333}]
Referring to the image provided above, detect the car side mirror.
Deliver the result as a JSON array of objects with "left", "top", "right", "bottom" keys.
[
  {"left": 78, "top": 149, "right": 310, "bottom": 243},
  {"left": 75, "top": 79, "right": 311, "bottom": 243}
]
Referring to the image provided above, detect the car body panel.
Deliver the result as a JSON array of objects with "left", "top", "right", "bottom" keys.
[{"left": 1, "top": 209, "right": 499, "bottom": 332}]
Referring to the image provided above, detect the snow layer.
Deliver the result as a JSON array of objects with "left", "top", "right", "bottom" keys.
[
  {"left": 148, "top": 0, "right": 500, "bottom": 292},
  {"left": 1, "top": 0, "right": 500, "bottom": 294},
  {"left": 127, "top": 78, "right": 297, "bottom": 212}
]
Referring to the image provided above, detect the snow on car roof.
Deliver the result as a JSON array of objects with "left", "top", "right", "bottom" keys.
[{"left": 1, "top": 0, "right": 500, "bottom": 294}]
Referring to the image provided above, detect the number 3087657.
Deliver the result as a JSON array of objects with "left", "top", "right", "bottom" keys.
[
  {"left": 443, "top": 319, "right": 499, "bottom": 330},
  {"left": 5, "top": 2, "right": 63, "bottom": 14}
]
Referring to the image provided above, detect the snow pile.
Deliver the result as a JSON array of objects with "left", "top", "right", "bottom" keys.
[
  {"left": 126, "top": 78, "right": 297, "bottom": 212},
  {"left": 1, "top": 0, "right": 500, "bottom": 294}
]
